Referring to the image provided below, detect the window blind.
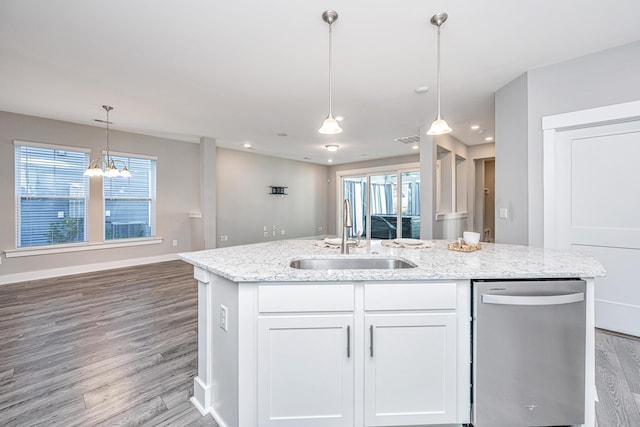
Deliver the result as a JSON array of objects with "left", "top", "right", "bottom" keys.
[
  {"left": 14, "top": 141, "right": 90, "bottom": 247},
  {"left": 103, "top": 153, "right": 157, "bottom": 240}
]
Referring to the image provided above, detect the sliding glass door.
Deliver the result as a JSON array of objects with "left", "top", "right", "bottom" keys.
[
  {"left": 341, "top": 167, "right": 420, "bottom": 240},
  {"left": 370, "top": 173, "right": 398, "bottom": 239}
]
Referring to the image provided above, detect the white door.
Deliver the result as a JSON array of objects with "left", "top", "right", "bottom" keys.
[
  {"left": 548, "top": 117, "right": 640, "bottom": 336},
  {"left": 363, "top": 313, "right": 457, "bottom": 426},
  {"left": 257, "top": 315, "right": 354, "bottom": 427}
]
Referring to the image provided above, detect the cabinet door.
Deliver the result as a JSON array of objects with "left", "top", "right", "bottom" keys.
[
  {"left": 364, "top": 313, "right": 457, "bottom": 426},
  {"left": 258, "top": 315, "right": 354, "bottom": 427}
]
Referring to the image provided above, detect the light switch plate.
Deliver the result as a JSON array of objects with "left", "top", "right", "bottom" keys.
[{"left": 499, "top": 208, "right": 509, "bottom": 219}]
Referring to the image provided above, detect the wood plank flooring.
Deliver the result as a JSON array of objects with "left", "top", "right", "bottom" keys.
[
  {"left": 0, "top": 260, "right": 217, "bottom": 426},
  {"left": 595, "top": 329, "right": 640, "bottom": 426},
  {"left": 1, "top": 260, "right": 639, "bottom": 426}
]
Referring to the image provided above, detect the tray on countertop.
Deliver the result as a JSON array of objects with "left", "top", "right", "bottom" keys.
[{"left": 448, "top": 242, "right": 482, "bottom": 252}]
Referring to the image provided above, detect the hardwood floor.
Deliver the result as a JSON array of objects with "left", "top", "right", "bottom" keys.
[
  {"left": 1, "top": 260, "right": 639, "bottom": 426},
  {"left": 0, "top": 260, "right": 217, "bottom": 426},
  {"left": 595, "top": 329, "right": 640, "bottom": 426}
]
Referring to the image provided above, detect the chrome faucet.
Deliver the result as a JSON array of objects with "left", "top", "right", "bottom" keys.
[{"left": 341, "top": 199, "right": 357, "bottom": 254}]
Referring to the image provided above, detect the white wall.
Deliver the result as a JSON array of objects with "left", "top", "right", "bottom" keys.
[
  {"left": 216, "top": 148, "right": 329, "bottom": 247},
  {"left": 0, "top": 111, "right": 201, "bottom": 282},
  {"left": 495, "top": 40, "right": 640, "bottom": 247},
  {"left": 495, "top": 73, "right": 529, "bottom": 245}
]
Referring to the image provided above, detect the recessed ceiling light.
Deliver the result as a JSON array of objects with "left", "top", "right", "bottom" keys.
[
  {"left": 328, "top": 159, "right": 333, "bottom": 163},
  {"left": 470, "top": 124, "right": 480, "bottom": 130},
  {"left": 414, "top": 86, "right": 430, "bottom": 94},
  {"left": 335, "top": 116, "right": 344, "bottom": 122},
  {"left": 325, "top": 144, "right": 339, "bottom": 152},
  {"left": 412, "top": 145, "right": 419, "bottom": 150},
  {"left": 243, "top": 143, "right": 252, "bottom": 148},
  {"left": 485, "top": 136, "right": 494, "bottom": 142}
]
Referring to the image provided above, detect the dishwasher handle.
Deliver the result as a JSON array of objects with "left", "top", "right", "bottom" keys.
[{"left": 481, "top": 292, "right": 584, "bottom": 306}]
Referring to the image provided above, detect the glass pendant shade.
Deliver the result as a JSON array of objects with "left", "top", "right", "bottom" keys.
[
  {"left": 84, "top": 163, "right": 104, "bottom": 177},
  {"left": 427, "top": 117, "right": 452, "bottom": 135},
  {"left": 427, "top": 13, "right": 452, "bottom": 137},
  {"left": 319, "top": 114, "right": 343, "bottom": 134},
  {"left": 319, "top": 10, "right": 342, "bottom": 135}
]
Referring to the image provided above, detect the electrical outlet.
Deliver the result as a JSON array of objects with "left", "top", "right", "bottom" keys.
[
  {"left": 172, "top": 239, "right": 178, "bottom": 247},
  {"left": 263, "top": 231, "right": 268, "bottom": 237},
  {"left": 280, "top": 229, "right": 285, "bottom": 235},
  {"left": 317, "top": 226, "right": 324, "bottom": 232},
  {"left": 220, "top": 305, "right": 228, "bottom": 331},
  {"left": 220, "top": 235, "right": 229, "bottom": 242},
  {"left": 499, "top": 208, "right": 509, "bottom": 219},
  {"left": 263, "top": 225, "right": 267, "bottom": 232}
]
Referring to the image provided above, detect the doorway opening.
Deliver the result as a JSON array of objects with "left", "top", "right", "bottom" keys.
[{"left": 474, "top": 158, "right": 495, "bottom": 243}]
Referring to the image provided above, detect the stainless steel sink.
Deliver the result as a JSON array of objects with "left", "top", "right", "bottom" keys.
[{"left": 289, "top": 257, "right": 417, "bottom": 270}]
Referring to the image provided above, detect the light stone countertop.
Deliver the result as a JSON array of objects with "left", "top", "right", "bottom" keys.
[{"left": 178, "top": 239, "right": 606, "bottom": 283}]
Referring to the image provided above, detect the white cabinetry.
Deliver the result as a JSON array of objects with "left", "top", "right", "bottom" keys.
[
  {"left": 257, "top": 281, "right": 462, "bottom": 427},
  {"left": 191, "top": 273, "right": 469, "bottom": 427},
  {"left": 258, "top": 314, "right": 354, "bottom": 427},
  {"left": 363, "top": 282, "right": 459, "bottom": 426},
  {"left": 257, "top": 284, "right": 355, "bottom": 427},
  {"left": 364, "top": 313, "right": 457, "bottom": 426}
]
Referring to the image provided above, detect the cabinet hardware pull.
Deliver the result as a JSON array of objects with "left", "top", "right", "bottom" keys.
[
  {"left": 347, "top": 325, "right": 351, "bottom": 358},
  {"left": 369, "top": 325, "right": 374, "bottom": 357},
  {"left": 481, "top": 292, "right": 584, "bottom": 306}
]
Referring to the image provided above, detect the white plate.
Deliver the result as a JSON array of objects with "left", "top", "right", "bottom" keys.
[
  {"left": 324, "top": 237, "right": 342, "bottom": 246},
  {"left": 394, "top": 238, "right": 424, "bottom": 246}
]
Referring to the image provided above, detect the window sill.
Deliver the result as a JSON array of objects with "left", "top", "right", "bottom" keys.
[
  {"left": 436, "top": 212, "right": 469, "bottom": 221},
  {"left": 5, "top": 237, "right": 163, "bottom": 258}
]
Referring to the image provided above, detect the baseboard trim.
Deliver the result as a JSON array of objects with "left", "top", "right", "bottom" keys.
[
  {"left": 0, "top": 253, "right": 179, "bottom": 286},
  {"left": 190, "top": 396, "right": 208, "bottom": 416},
  {"left": 210, "top": 407, "right": 230, "bottom": 427},
  {"left": 595, "top": 299, "right": 640, "bottom": 337}
]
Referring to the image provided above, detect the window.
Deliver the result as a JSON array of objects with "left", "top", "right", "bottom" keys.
[
  {"left": 14, "top": 141, "right": 90, "bottom": 247},
  {"left": 340, "top": 164, "right": 420, "bottom": 240},
  {"left": 103, "top": 153, "right": 156, "bottom": 240}
]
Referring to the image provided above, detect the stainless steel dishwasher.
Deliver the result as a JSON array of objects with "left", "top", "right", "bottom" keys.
[{"left": 472, "top": 279, "right": 586, "bottom": 427}]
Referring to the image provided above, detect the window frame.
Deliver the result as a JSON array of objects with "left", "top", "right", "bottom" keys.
[
  {"left": 102, "top": 150, "right": 157, "bottom": 241},
  {"left": 14, "top": 140, "right": 91, "bottom": 248}
]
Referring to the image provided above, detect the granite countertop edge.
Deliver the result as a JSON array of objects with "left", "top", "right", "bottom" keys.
[{"left": 178, "top": 239, "right": 607, "bottom": 283}]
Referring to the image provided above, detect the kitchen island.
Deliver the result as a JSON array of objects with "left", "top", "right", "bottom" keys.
[{"left": 179, "top": 239, "right": 605, "bottom": 427}]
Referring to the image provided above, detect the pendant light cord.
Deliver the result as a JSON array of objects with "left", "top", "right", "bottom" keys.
[
  {"left": 328, "top": 22, "right": 333, "bottom": 116},
  {"left": 436, "top": 25, "right": 442, "bottom": 120}
]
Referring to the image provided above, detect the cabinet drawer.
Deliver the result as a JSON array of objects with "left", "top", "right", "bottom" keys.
[
  {"left": 259, "top": 284, "right": 354, "bottom": 313},
  {"left": 364, "top": 282, "right": 456, "bottom": 310}
]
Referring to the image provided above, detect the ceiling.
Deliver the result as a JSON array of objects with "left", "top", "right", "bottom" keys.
[{"left": 1, "top": 1, "right": 640, "bottom": 165}]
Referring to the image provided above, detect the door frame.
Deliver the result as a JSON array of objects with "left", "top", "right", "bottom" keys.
[{"left": 542, "top": 100, "right": 640, "bottom": 248}]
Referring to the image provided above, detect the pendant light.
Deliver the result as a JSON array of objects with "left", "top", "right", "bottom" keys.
[
  {"left": 84, "top": 105, "right": 132, "bottom": 178},
  {"left": 426, "top": 12, "right": 452, "bottom": 136},
  {"left": 319, "top": 10, "right": 342, "bottom": 135}
]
